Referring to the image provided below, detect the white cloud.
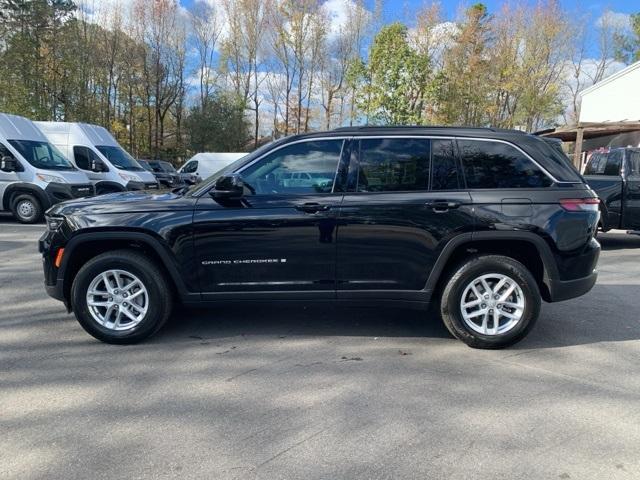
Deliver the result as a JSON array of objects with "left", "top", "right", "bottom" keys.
[
  {"left": 321, "top": 0, "right": 372, "bottom": 40},
  {"left": 596, "top": 11, "right": 631, "bottom": 31}
]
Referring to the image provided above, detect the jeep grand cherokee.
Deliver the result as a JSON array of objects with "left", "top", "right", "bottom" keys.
[{"left": 40, "top": 126, "right": 601, "bottom": 348}]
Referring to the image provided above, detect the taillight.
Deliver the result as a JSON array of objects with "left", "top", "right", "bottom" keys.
[{"left": 560, "top": 198, "right": 599, "bottom": 212}]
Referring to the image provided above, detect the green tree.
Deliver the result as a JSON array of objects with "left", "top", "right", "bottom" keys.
[
  {"left": 185, "top": 93, "right": 250, "bottom": 152},
  {"left": 351, "top": 22, "right": 431, "bottom": 125},
  {"left": 615, "top": 13, "right": 640, "bottom": 64}
]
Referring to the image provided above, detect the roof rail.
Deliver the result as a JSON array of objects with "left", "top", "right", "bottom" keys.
[{"left": 332, "top": 125, "right": 526, "bottom": 134}]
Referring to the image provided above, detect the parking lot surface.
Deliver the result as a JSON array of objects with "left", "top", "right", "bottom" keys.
[{"left": 1, "top": 217, "right": 640, "bottom": 480}]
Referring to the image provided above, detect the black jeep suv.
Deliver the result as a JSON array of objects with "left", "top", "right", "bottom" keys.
[{"left": 40, "top": 127, "right": 601, "bottom": 348}]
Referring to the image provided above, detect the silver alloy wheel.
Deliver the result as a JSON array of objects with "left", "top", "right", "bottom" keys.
[
  {"left": 17, "top": 199, "right": 35, "bottom": 219},
  {"left": 86, "top": 269, "right": 149, "bottom": 331},
  {"left": 460, "top": 273, "right": 525, "bottom": 336}
]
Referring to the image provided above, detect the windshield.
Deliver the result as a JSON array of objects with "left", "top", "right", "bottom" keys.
[
  {"left": 159, "top": 161, "right": 176, "bottom": 172},
  {"left": 8, "top": 140, "right": 75, "bottom": 170},
  {"left": 138, "top": 160, "right": 152, "bottom": 171},
  {"left": 96, "top": 145, "right": 144, "bottom": 171}
]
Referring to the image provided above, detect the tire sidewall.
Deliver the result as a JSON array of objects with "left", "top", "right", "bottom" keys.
[
  {"left": 72, "top": 255, "right": 166, "bottom": 343},
  {"left": 443, "top": 257, "right": 540, "bottom": 348},
  {"left": 12, "top": 194, "right": 42, "bottom": 224}
]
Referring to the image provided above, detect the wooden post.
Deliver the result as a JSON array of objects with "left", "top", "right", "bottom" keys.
[{"left": 574, "top": 126, "right": 584, "bottom": 171}]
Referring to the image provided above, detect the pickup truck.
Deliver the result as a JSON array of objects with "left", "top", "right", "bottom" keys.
[{"left": 583, "top": 148, "right": 640, "bottom": 232}]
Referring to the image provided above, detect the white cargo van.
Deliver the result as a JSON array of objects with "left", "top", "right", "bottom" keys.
[
  {"left": 178, "top": 152, "right": 247, "bottom": 181},
  {"left": 36, "top": 122, "right": 158, "bottom": 194},
  {"left": 0, "top": 113, "right": 94, "bottom": 223}
]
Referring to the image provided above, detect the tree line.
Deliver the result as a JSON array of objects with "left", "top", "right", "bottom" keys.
[{"left": 0, "top": 0, "right": 638, "bottom": 163}]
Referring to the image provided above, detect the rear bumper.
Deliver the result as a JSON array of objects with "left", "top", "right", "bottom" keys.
[{"left": 547, "top": 270, "right": 598, "bottom": 302}]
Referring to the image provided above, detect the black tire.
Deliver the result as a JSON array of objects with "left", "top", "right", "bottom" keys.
[
  {"left": 12, "top": 193, "right": 43, "bottom": 224},
  {"left": 71, "top": 249, "right": 173, "bottom": 344},
  {"left": 440, "top": 255, "right": 541, "bottom": 349}
]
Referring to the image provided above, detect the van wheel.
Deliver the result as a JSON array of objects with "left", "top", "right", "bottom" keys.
[
  {"left": 12, "top": 193, "right": 43, "bottom": 223},
  {"left": 440, "top": 255, "right": 541, "bottom": 349},
  {"left": 71, "top": 250, "right": 173, "bottom": 344}
]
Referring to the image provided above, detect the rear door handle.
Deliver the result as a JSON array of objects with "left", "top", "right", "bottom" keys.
[
  {"left": 295, "top": 202, "right": 331, "bottom": 213},
  {"left": 426, "top": 200, "right": 461, "bottom": 212}
]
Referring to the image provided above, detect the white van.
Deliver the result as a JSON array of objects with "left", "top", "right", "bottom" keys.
[
  {"left": 0, "top": 113, "right": 94, "bottom": 223},
  {"left": 36, "top": 122, "right": 158, "bottom": 195},
  {"left": 178, "top": 152, "right": 246, "bottom": 181}
]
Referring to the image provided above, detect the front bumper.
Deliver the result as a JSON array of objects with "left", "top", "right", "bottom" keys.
[
  {"left": 39, "top": 229, "right": 68, "bottom": 307},
  {"left": 44, "top": 182, "right": 94, "bottom": 206}
]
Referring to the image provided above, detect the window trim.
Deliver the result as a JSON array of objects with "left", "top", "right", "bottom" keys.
[{"left": 199, "top": 134, "right": 559, "bottom": 197}]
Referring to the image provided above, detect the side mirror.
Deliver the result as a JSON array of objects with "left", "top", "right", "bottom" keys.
[
  {"left": 1, "top": 156, "right": 17, "bottom": 172},
  {"left": 211, "top": 174, "right": 245, "bottom": 200},
  {"left": 91, "top": 159, "right": 108, "bottom": 172}
]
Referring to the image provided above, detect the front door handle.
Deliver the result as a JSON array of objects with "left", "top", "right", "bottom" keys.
[
  {"left": 426, "top": 200, "right": 461, "bottom": 212},
  {"left": 295, "top": 202, "right": 331, "bottom": 213}
]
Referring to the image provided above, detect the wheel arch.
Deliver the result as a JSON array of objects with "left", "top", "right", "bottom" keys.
[
  {"left": 425, "top": 232, "right": 559, "bottom": 302},
  {"left": 58, "top": 231, "right": 192, "bottom": 307},
  {"left": 3, "top": 182, "right": 50, "bottom": 211}
]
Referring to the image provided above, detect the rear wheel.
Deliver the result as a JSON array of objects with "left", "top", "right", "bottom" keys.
[
  {"left": 12, "top": 193, "right": 43, "bottom": 223},
  {"left": 440, "top": 255, "right": 541, "bottom": 349},
  {"left": 71, "top": 250, "right": 172, "bottom": 344}
]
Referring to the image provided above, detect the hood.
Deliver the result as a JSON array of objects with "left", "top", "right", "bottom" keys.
[
  {"left": 135, "top": 169, "right": 157, "bottom": 183},
  {"left": 47, "top": 190, "right": 194, "bottom": 217},
  {"left": 38, "top": 169, "right": 91, "bottom": 184}
]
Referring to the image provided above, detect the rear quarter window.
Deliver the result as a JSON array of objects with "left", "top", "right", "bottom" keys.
[{"left": 459, "top": 139, "right": 552, "bottom": 189}]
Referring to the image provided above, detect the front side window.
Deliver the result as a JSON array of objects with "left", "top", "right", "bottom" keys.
[
  {"left": 9, "top": 140, "right": 74, "bottom": 170},
  {"left": 96, "top": 145, "right": 144, "bottom": 171},
  {"left": 459, "top": 140, "right": 552, "bottom": 189},
  {"left": 0, "top": 142, "right": 15, "bottom": 159},
  {"left": 182, "top": 161, "right": 197, "bottom": 173},
  {"left": 241, "top": 140, "right": 343, "bottom": 195},
  {"left": 74, "top": 146, "right": 100, "bottom": 171},
  {"left": 354, "top": 138, "right": 431, "bottom": 192}
]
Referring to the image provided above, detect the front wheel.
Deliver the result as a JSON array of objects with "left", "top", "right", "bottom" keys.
[
  {"left": 71, "top": 250, "right": 173, "bottom": 344},
  {"left": 12, "top": 193, "right": 43, "bottom": 223},
  {"left": 440, "top": 255, "right": 541, "bottom": 349}
]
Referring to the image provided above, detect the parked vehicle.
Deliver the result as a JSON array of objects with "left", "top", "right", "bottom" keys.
[
  {"left": 584, "top": 147, "right": 640, "bottom": 232},
  {"left": 138, "top": 159, "right": 183, "bottom": 188},
  {"left": 584, "top": 148, "right": 640, "bottom": 232},
  {"left": 40, "top": 126, "right": 600, "bottom": 348},
  {"left": 0, "top": 113, "right": 94, "bottom": 223},
  {"left": 36, "top": 122, "right": 159, "bottom": 194},
  {"left": 178, "top": 152, "right": 246, "bottom": 182}
]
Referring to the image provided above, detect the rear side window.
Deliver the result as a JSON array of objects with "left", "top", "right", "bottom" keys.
[
  {"left": 355, "top": 138, "right": 431, "bottom": 192},
  {"left": 629, "top": 151, "right": 640, "bottom": 175},
  {"left": 459, "top": 140, "right": 552, "bottom": 189},
  {"left": 584, "top": 151, "right": 623, "bottom": 176}
]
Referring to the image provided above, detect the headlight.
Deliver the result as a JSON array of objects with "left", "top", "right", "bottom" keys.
[
  {"left": 37, "top": 173, "right": 67, "bottom": 183},
  {"left": 46, "top": 215, "right": 65, "bottom": 231},
  {"left": 119, "top": 173, "right": 140, "bottom": 182}
]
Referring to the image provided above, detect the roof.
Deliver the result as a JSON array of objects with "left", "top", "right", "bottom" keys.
[
  {"left": 36, "top": 121, "right": 119, "bottom": 147},
  {"left": 0, "top": 113, "right": 47, "bottom": 141},
  {"left": 580, "top": 60, "right": 640, "bottom": 97}
]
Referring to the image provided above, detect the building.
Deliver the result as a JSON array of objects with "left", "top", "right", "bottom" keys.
[{"left": 539, "top": 60, "right": 640, "bottom": 170}]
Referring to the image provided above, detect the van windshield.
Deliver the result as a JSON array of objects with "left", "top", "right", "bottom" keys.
[
  {"left": 96, "top": 145, "right": 144, "bottom": 171},
  {"left": 8, "top": 140, "right": 75, "bottom": 170}
]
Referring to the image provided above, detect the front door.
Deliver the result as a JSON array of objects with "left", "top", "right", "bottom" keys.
[
  {"left": 0, "top": 142, "right": 21, "bottom": 210},
  {"left": 337, "top": 137, "right": 473, "bottom": 299},
  {"left": 193, "top": 138, "right": 347, "bottom": 299}
]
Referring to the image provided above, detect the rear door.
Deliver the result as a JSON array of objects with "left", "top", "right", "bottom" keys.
[
  {"left": 193, "top": 138, "right": 347, "bottom": 298},
  {"left": 624, "top": 149, "right": 640, "bottom": 229},
  {"left": 336, "top": 136, "right": 473, "bottom": 299}
]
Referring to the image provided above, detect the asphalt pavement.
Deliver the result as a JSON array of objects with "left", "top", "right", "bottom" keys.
[{"left": 1, "top": 216, "right": 640, "bottom": 479}]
